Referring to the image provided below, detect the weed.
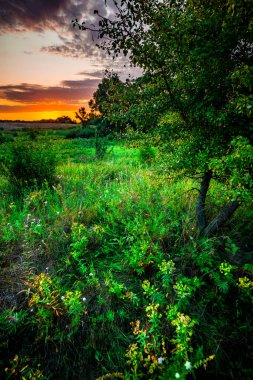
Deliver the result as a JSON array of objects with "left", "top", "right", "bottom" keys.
[{"left": 0, "top": 132, "right": 252, "bottom": 379}]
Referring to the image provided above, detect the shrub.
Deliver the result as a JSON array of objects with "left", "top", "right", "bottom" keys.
[
  {"left": 6, "top": 141, "right": 57, "bottom": 195},
  {"left": 0, "top": 133, "right": 14, "bottom": 144},
  {"left": 95, "top": 137, "right": 111, "bottom": 159},
  {"left": 139, "top": 144, "right": 156, "bottom": 164},
  {"left": 65, "top": 127, "right": 96, "bottom": 139},
  {"left": 28, "top": 129, "right": 39, "bottom": 141}
]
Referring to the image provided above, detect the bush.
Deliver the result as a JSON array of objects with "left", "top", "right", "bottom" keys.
[
  {"left": 6, "top": 141, "right": 57, "bottom": 194},
  {"left": 0, "top": 133, "right": 14, "bottom": 144},
  {"left": 95, "top": 137, "right": 111, "bottom": 159},
  {"left": 65, "top": 127, "right": 96, "bottom": 139},
  {"left": 139, "top": 144, "right": 156, "bottom": 164},
  {"left": 28, "top": 129, "right": 39, "bottom": 141}
]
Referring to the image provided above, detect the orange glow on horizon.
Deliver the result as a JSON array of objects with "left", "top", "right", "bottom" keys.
[
  {"left": 0, "top": 110, "right": 78, "bottom": 121},
  {"left": 0, "top": 100, "right": 92, "bottom": 121}
]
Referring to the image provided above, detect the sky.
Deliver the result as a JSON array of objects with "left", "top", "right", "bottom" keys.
[{"left": 0, "top": 0, "right": 136, "bottom": 121}]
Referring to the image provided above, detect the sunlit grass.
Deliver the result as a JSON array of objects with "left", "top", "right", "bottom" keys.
[{"left": 0, "top": 133, "right": 252, "bottom": 379}]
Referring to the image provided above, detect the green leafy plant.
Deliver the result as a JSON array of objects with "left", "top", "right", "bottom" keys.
[
  {"left": 139, "top": 145, "right": 156, "bottom": 165},
  {"left": 5, "top": 140, "right": 57, "bottom": 195}
]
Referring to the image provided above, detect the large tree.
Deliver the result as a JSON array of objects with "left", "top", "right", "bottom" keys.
[
  {"left": 74, "top": 0, "right": 253, "bottom": 235},
  {"left": 89, "top": 70, "right": 169, "bottom": 132}
]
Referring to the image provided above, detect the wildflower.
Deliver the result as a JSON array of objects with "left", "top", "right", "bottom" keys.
[
  {"left": 158, "top": 357, "right": 163, "bottom": 364},
  {"left": 8, "top": 315, "right": 18, "bottom": 323},
  {"left": 61, "top": 296, "right": 65, "bottom": 300},
  {"left": 185, "top": 361, "right": 192, "bottom": 370},
  {"left": 175, "top": 373, "right": 180, "bottom": 379},
  {"left": 30, "top": 308, "right": 34, "bottom": 312},
  {"left": 89, "top": 273, "right": 93, "bottom": 277},
  {"left": 82, "top": 297, "right": 87, "bottom": 302}
]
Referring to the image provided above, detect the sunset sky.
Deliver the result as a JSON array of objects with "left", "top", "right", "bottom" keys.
[{"left": 0, "top": 0, "right": 135, "bottom": 121}]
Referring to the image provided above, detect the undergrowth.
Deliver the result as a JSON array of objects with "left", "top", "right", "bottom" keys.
[{"left": 0, "top": 133, "right": 252, "bottom": 379}]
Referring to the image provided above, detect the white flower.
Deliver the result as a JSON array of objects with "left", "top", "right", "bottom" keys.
[
  {"left": 89, "top": 273, "right": 93, "bottom": 277},
  {"left": 184, "top": 361, "right": 192, "bottom": 370},
  {"left": 30, "top": 308, "right": 34, "bottom": 312},
  {"left": 175, "top": 373, "right": 180, "bottom": 379},
  {"left": 158, "top": 357, "right": 163, "bottom": 364},
  {"left": 61, "top": 296, "right": 65, "bottom": 300},
  {"left": 82, "top": 297, "right": 87, "bottom": 302}
]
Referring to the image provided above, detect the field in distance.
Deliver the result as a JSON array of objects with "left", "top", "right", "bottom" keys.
[{"left": 0, "top": 121, "right": 77, "bottom": 130}]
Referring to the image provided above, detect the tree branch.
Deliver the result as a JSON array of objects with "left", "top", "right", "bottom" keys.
[{"left": 204, "top": 200, "right": 240, "bottom": 237}]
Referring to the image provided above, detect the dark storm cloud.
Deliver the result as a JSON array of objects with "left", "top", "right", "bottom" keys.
[
  {"left": 0, "top": 0, "right": 114, "bottom": 59},
  {"left": 0, "top": 0, "right": 141, "bottom": 75},
  {"left": 0, "top": 79, "right": 100, "bottom": 105},
  {"left": 0, "top": 0, "right": 110, "bottom": 32},
  {"left": 0, "top": 0, "right": 67, "bottom": 33}
]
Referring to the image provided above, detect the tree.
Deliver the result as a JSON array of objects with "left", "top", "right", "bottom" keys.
[
  {"left": 90, "top": 71, "right": 169, "bottom": 132},
  {"left": 56, "top": 116, "right": 75, "bottom": 124},
  {"left": 75, "top": 106, "right": 88, "bottom": 127},
  {"left": 74, "top": 0, "right": 253, "bottom": 235}
]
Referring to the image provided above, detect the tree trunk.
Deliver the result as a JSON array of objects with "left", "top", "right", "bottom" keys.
[
  {"left": 196, "top": 170, "right": 212, "bottom": 233},
  {"left": 204, "top": 200, "right": 240, "bottom": 237}
]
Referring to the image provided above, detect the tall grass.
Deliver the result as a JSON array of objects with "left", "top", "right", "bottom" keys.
[{"left": 0, "top": 132, "right": 252, "bottom": 379}]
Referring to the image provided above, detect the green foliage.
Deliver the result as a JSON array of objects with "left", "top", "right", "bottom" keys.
[
  {"left": 65, "top": 126, "right": 97, "bottom": 139},
  {"left": 75, "top": 106, "right": 88, "bottom": 126},
  {"left": 0, "top": 132, "right": 14, "bottom": 144},
  {"left": 4, "top": 355, "right": 46, "bottom": 379},
  {"left": 209, "top": 136, "right": 253, "bottom": 202},
  {"left": 0, "top": 134, "right": 252, "bottom": 379},
  {"left": 75, "top": 0, "right": 253, "bottom": 236},
  {"left": 139, "top": 145, "right": 156, "bottom": 165},
  {"left": 3, "top": 140, "right": 57, "bottom": 195},
  {"left": 95, "top": 137, "right": 111, "bottom": 159}
]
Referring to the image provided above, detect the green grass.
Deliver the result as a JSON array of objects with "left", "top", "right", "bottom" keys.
[{"left": 0, "top": 132, "right": 252, "bottom": 380}]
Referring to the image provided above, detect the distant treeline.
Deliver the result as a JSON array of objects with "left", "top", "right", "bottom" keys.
[{"left": 0, "top": 116, "right": 76, "bottom": 124}]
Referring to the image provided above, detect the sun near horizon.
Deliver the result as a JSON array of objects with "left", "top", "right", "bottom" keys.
[
  {"left": 0, "top": 1, "right": 137, "bottom": 122},
  {"left": 0, "top": 11, "right": 104, "bottom": 122},
  {"left": 0, "top": 98, "right": 87, "bottom": 121}
]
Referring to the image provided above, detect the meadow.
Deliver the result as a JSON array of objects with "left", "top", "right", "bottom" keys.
[{"left": 0, "top": 127, "right": 252, "bottom": 380}]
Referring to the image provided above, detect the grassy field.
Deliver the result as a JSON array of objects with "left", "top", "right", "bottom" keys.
[
  {"left": 0, "top": 129, "right": 252, "bottom": 379},
  {"left": 0, "top": 122, "right": 77, "bottom": 131}
]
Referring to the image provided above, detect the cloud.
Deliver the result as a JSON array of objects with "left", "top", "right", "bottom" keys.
[
  {"left": 0, "top": 0, "right": 114, "bottom": 59},
  {"left": 0, "top": 0, "right": 110, "bottom": 33},
  {"left": 0, "top": 78, "right": 101, "bottom": 111},
  {"left": 0, "top": 0, "right": 143, "bottom": 76},
  {"left": 61, "top": 78, "right": 100, "bottom": 89},
  {"left": 77, "top": 70, "right": 104, "bottom": 78},
  {"left": 0, "top": 0, "right": 68, "bottom": 33},
  {"left": 40, "top": 33, "right": 107, "bottom": 60},
  {"left": 0, "top": 103, "right": 78, "bottom": 113}
]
